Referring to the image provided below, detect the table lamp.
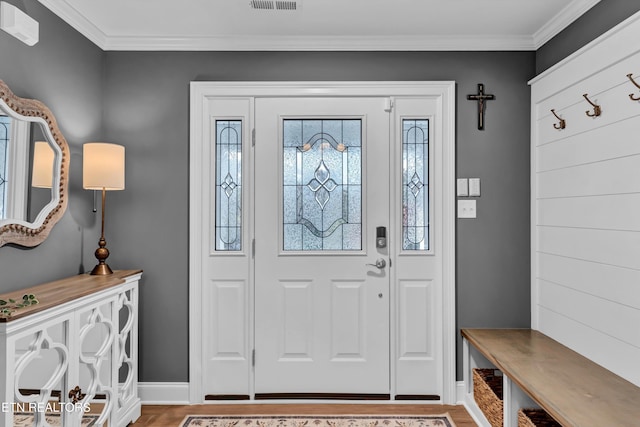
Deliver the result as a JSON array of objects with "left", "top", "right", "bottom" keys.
[{"left": 83, "top": 142, "right": 125, "bottom": 275}]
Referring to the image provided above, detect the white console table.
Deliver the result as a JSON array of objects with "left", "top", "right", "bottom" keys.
[{"left": 0, "top": 270, "right": 142, "bottom": 427}]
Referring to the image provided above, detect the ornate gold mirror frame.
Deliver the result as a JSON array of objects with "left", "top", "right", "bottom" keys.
[{"left": 0, "top": 80, "right": 69, "bottom": 247}]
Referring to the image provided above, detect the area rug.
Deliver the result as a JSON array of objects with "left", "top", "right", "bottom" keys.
[
  {"left": 13, "top": 412, "right": 99, "bottom": 426},
  {"left": 180, "top": 415, "right": 456, "bottom": 427}
]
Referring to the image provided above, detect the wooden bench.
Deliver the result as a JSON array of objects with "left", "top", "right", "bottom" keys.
[{"left": 461, "top": 328, "right": 640, "bottom": 427}]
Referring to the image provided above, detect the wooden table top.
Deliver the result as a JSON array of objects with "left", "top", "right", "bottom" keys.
[
  {"left": 0, "top": 270, "right": 142, "bottom": 322},
  {"left": 461, "top": 328, "right": 640, "bottom": 427}
]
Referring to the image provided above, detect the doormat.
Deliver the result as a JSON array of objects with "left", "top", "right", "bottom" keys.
[
  {"left": 180, "top": 415, "right": 456, "bottom": 427},
  {"left": 13, "top": 412, "right": 99, "bottom": 426}
]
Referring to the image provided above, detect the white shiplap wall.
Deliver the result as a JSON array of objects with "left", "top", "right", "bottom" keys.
[{"left": 530, "top": 11, "right": 640, "bottom": 387}]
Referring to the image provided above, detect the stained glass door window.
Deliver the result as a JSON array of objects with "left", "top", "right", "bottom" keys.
[
  {"left": 0, "top": 116, "right": 10, "bottom": 219},
  {"left": 283, "top": 119, "right": 362, "bottom": 251},
  {"left": 402, "top": 119, "right": 429, "bottom": 251},
  {"left": 215, "top": 120, "right": 242, "bottom": 251}
]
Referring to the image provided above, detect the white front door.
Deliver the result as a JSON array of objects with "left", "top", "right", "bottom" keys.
[
  {"left": 189, "top": 81, "right": 456, "bottom": 403},
  {"left": 254, "top": 97, "right": 391, "bottom": 395}
]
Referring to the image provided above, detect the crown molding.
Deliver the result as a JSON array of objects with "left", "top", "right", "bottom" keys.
[
  {"left": 37, "top": 0, "right": 107, "bottom": 48},
  {"left": 102, "top": 34, "right": 536, "bottom": 51},
  {"left": 533, "top": 0, "right": 601, "bottom": 49}
]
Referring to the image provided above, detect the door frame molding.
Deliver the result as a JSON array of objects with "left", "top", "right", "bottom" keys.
[{"left": 189, "top": 81, "right": 457, "bottom": 403}]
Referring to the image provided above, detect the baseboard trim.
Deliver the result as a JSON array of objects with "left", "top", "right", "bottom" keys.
[
  {"left": 138, "top": 382, "right": 190, "bottom": 404},
  {"left": 456, "top": 380, "right": 465, "bottom": 404},
  {"left": 138, "top": 382, "right": 465, "bottom": 406}
]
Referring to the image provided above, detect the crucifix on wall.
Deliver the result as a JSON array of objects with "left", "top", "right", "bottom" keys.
[{"left": 467, "top": 83, "right": 495, "bottom": 130}]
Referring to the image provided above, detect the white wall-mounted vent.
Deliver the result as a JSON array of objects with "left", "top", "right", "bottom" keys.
[
  {"left": 0, "top": 1, "right": 39, "bottom": 46},
  {"left": 250, "top": 0, "right": 301, "bottom": 11}
]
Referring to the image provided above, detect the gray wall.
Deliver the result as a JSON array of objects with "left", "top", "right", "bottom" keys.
[
  {"left": 102, "top": 51, "right": 534, "bottom": 382},
  {"left": 536, "top": 0, "right": 640, "bottom": 74},
  {"left": 0, "top": 0, "right": 103, "bottom": 290}
]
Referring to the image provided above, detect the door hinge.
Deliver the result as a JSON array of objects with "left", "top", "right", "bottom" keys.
[
  {"left": 252, "top": 128, "right": 256, "bottom": 147},
  {"left": 252, "top": 239, "right": 255, "bottom": 257},
  {"left": 252, "top": 349, "right": 256, "bottom": 367}
]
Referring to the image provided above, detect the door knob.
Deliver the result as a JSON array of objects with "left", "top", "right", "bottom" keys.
[{"left": 366, "top": 258, "right": 386, "bottom": 269}]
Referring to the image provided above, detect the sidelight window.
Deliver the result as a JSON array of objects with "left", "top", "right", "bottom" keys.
[
  {"left": 402, "top": 119, "right": 429, "bottom": 251},
  {"left": 0, "top": 115, "right": 10, "bottom": 219},
  {"left": 214, "top": 120, "right": 242, "bottom": 251}
]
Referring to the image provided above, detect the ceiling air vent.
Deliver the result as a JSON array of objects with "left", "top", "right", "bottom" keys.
[
  {"left": 275, "top": 1, "right": 298, "bottom": 11},
  {"left": 250, "top": 0, "right": 301, "bottom": 11}
]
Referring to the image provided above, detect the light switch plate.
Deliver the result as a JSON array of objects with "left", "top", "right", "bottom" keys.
[
  {"left": 458, "top": 200, "right": 477, "bottom": 218},
  {"left": 456, "top": 178, "right": 469, "bottom": 197},
  {"left": 469, "top": 178, "right": 481, "bottom": 197}
]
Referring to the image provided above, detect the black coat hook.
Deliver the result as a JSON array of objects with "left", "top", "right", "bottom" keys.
[
  {"left": 551, "top": 109, "right": 566, "bottom": 130},
  {"left": 583, "top": 94, "right": 601, "bottom": 117},
  {"left": 627, "top": 74, "right": 640, "bottom": 101}
]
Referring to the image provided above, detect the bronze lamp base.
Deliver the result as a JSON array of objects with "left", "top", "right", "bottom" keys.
[
  {"left": 90, "top": 263, "right": 113, "bottom": 275},
  {"left": 90, "top": 235, "right": 113, "bottom": 275}
]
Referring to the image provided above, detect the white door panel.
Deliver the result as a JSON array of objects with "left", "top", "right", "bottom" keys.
[
  {"left": 254, "top": 97, "right": 390, "bottom": 394},
  {"left": 201, "top": 99, "right": 253, "bottom": 397},
  {"left": 392, "top": 97, "right": 442, "bottom": 396}
]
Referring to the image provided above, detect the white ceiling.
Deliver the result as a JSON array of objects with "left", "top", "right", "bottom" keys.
[{"left": 36, "top": 0, "right": 600, "bottom": 51}]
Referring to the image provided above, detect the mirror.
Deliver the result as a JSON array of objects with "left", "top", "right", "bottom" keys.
[{"left": 0, "top": 79, "right": 69, "bottom": 247}]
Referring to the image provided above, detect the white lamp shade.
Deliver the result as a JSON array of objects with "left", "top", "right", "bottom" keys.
[
  {"left": 32, "top": 141, "right": 54, "bottom": 188},
  {"left": 83, "top": 142, "right": 125, "bottom": 190}
]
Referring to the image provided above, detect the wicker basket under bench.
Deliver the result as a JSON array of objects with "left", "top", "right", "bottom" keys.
[
  {"left": 473, "top": 367, "right": 560, "bottom": 427},
  {"left": 473, "top": 368, "right": 503, "bottom": 427},
  {"left": 517, "top": 409, "right": 561, "bottom": 427},
  {"left": 462, "top": 329, "right": 640, "bottom": 427}
]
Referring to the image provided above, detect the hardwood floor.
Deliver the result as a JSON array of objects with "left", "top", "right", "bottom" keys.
[{"left": 131, "top": 403, "right": 478, "bottom": 427}]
